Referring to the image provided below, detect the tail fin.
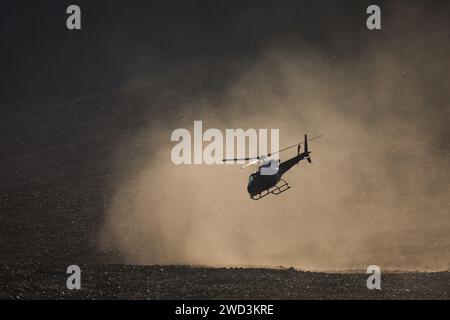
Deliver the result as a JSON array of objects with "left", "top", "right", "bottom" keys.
[
  {"left": 304, "top": 134, "right": 308, "bottom": 154},
  {"left": 305, "top": 134, "right": 312, "bottom": 163}
]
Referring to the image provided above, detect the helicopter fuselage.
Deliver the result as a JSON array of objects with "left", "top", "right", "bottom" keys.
[
  {"left": 247, "top": 170, "right": 282, "bottom": 196},
  {"left": 247, "top": 151, "right": 309, "bottom": 197}
]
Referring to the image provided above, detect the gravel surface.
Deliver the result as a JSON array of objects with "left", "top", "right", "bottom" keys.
[{"left": 1, "top": 264, "right": 448, "bottom": 299}]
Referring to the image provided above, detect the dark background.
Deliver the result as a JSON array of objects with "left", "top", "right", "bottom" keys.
[{"left": 1, "top": 0, "right": 348, "bottom": 111}]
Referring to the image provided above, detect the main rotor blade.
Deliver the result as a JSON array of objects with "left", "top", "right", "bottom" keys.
[
  {"left": 222, "top": 156, "right": 259, "bottom": 162},
  {"left": 267, "top": 135, "right": 322, "bottom": 156},
  {"left": 240, "top": 159, "right": 260, "bottom": 169},
  {"left": 222, "top": 135, "right": 322, "bottom": 162}
]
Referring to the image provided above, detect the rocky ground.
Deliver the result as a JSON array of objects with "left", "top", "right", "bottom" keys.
[{"left": 0, "top": 264, "right": 448, "bottom": 299}]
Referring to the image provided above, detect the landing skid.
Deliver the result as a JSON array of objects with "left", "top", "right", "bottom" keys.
[{"left": 250, "top": 179, "right": 291, "bottom": 200}]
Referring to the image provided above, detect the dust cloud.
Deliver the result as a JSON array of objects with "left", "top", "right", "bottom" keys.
[{"left": 99, "top": 5, "right": 450, "bottom": 271}]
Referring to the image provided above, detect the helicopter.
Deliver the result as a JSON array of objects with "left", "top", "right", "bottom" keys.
[{"left": 223, "top": 134, "right": 322, "bottom": 200}]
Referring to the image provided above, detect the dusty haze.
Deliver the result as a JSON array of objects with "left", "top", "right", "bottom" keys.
[{"left": 99, "top": 4, "right": 450, "bottom": 271}]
